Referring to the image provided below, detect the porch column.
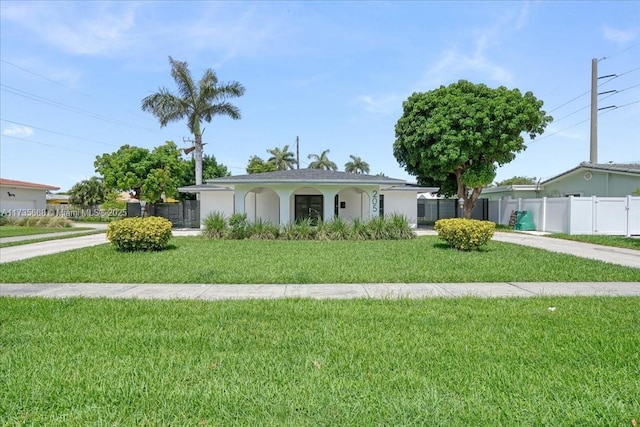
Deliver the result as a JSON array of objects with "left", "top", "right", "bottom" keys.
[
  {"left": 320, "top": 189, "right": 338, "bottom": 221},
  {"left": 234, "top": 188, "right": 248, "bottom": 216},
  {"left": 364, "top": 187, "right": 379, "bottom": 221},
  {"left": 274, "top": 189, "right": 293, "bottom": 226}
]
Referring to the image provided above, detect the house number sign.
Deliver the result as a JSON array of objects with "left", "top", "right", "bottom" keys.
[{"left": 372, "top": 190, "right": 378, "bottom": 213}]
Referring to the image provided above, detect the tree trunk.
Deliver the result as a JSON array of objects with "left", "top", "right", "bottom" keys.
[
  {"left": 462, "top": 186, "right": 483, "bottom": 219},
  {"left": 194, "top": 132, "right": 203, "bottom": 186}
]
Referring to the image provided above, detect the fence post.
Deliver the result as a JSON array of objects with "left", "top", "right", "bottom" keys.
[
  {"left": 541, "top": 197, "right": 547, "bottom": 232},
  {"left": 591, "top": 196, "right": 597, "bottom": 234},
  {"left": 567, "top": 196, "right": 573, "bottom": 235},
  {"left": 626, "top": 195, "right": 631, "bottom": 237}
]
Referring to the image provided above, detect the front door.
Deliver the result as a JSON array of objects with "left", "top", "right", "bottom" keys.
[{"left": 295, "top": 195, "right": 323, "bottom": 224}]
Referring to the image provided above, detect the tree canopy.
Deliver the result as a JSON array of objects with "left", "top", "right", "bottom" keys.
[
  {"left": 95, "top": 141, "right": 204, "bottom": 203},
  {"left": 68, "top": 176, "right": 106, "bottom": 209},
  {"left": 246, "top": 155, "right": 278, "bottom": 174},
  {"left": 344, "top": 155, "right": 370, "bottom": 174},
  {"left": 496, "top": 176, "right": 538, "bottom": 186},
  {"left": 141, "top": 56, "right": 245, "bottom": 186},
  {"left": 308, "top": 149, "right": 337, "bottom": 171},
  {"left": 394, "top": 80, "right": 552, "bottom": 217},
  {"left": 267, "top": 145, "right": 297, "bottom": 170}
]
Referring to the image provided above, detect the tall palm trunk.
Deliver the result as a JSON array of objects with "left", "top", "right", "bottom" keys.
[{"left": 194, "top": 132, "right": 203, "bottom": 186}]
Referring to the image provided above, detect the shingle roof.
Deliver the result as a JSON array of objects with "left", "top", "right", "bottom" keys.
[
  {"left": 205, "top": 169, "right": 407, "bottom": 185},
  {"left": 542, "top": 162, "right": 640, "bottom": 185},
  {"left": 0, "top": 178, "right": 60, "bottom": 190}
]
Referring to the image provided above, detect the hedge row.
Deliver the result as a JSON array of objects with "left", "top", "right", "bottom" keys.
[{"left": 203, "top": 212, "right": 416, "bottom": 241}]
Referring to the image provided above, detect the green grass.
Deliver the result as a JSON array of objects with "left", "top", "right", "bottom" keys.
[
  {"left": 1, "top": 236, "right": 638, "bottom": 283},
  {"left": 0, "top": 230, "right": 105, "bottom": 249},
  {"left": 549, "top": 233, "right": 640, "bottom": 251},
  {"left": 0, "top": 226, "right": 92, "bottom": 238},
  {"left": 1, "top": 297, "right": 638, "bottom": 426}
]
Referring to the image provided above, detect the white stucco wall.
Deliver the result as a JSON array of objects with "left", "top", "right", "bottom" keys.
[
  {"left": 0, "top": 186, "right": 48, "bottom": 216},
  {"left": 199, "top": 189, "right": 234, "bottom": 227},
  {"left": 337, "top": 188, "right": 363, "bottom": 221},
  {"left": 196, "top": 183, "right": 418, "bottom": 227},
  {"left": 381, "top": 190, "right": 419, "bottom": 227},
  {"left": 248, "top": 189, "right": 279, "bottom": 224}
]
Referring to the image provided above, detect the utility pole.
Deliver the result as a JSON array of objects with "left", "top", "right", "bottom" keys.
[
  {"left": 296, "top": 136, "right": 300, "bottom": 169},
  {"left": 589, "top": 58, "right": 616, "bottom": 164},
  {"left": 590, "top": 58, "right": 598, "bottom": 164},
  {"left": 183, "top": 137, "right": 195, "bottom": 155}
]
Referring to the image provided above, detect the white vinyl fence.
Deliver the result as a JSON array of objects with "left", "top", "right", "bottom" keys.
[{"left": 492, "top": 196, "right": 640, "bottom": 236}]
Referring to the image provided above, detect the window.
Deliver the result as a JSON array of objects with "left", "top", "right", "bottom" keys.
[{"left": 295, "top": 195, "right": 323, "bottom": 224}]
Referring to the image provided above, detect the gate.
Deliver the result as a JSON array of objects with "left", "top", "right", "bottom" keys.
[{"left": 127, "top": 201, "right": 200, "bottom": 228}]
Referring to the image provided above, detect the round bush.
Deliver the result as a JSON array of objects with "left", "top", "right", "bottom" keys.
[
  {"left": 434, "top": 218, "right": 495, "bottom": 251},
  {"left": 107, "top": 216, "right": 173, "bottom": 251}
]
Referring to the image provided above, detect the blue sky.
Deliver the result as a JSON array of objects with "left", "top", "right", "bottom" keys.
[{"left": 1, "top": 1, "right": 639, "bottom": 192}]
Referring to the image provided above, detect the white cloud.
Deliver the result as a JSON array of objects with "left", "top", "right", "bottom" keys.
[
  {"left": 602, "top": 25, "right": 638, "bottom": 43},
  {"left": 0, "top": 2, "right": 287, "bottom": 62},
  {"left": 0, "top": 2, "right": 138, "bottom": 56},
  {"left": 2, "top": 124, "right": 34, "bottom": 138},
  {"left": 418, "top": 2, "right": 536, "bottom": 89},
  {"left": 355, "top": 94, "right": 403, "bottom": 115}
]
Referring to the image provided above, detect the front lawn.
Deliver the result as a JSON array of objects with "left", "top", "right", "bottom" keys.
[
  {"left": 0, "top": 236, "right": 638, "bottom": 283},
  {"left": 1, "top": 297, "right": 638, "bottom": 426}
]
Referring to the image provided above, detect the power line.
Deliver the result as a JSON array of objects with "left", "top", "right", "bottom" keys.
[
  {"left": 599, "top": 43, "right": 639, "bottom": 61},
  {"left": 599, "top": 99, "right": 640, "bottom": 116},
  {"left": 0, "top": 59, "right": 91, "bottom": 97},
  {"left": 0, "top": 119, "right": 119, "bottom": 148},
  {"left": 0, "top": 84, "right": 159, "bottom": 132},
  {"left": 0, "top": 135, "right": 96, "bottom": 155},
  {"left": 598, "top": 66, "right": 640, "bottom": 88}
]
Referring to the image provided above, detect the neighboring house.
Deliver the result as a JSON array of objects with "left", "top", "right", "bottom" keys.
[
  {"left": 541, "top": 162, "right": 639, "bottom": 198},
  {"left": 0, "top": 178, "right": 60, "bottom": 215},
  {"left": 481, "top": 184, "right": 540, "bottom": 201},
  {"left": 482, "top": 163, "right": 640, "bottom": 200},
  {"left": 46, "top": 193, "right": 71, "bottom": 214},
  {"left": 179, "top": 169, "right": 435, "bottom": 228}
]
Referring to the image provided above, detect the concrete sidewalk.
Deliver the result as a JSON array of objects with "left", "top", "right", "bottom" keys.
[
  {"left": 1, "top": 282, "right": 639, "bottom": 300},
  {"left": 491, "top": 232, "right": 640, "bottom": 269}
]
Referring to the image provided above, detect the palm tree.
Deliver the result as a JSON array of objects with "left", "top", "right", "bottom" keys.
[
  {"left": 141, "top": 56, "right": 245, "bottom": 185},
  {"left": 344, "top": 154, "right": 370, "bottom": 174},
  {"left": 267, "top": 145, "right": 296, "bottom": 170},
  {"left": 307, "top": 149, "right": 338, "bottom": 170}
]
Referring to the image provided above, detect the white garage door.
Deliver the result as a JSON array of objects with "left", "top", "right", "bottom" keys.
[{"left": 0, "top": 199, "right": 37, "bottom": 215}]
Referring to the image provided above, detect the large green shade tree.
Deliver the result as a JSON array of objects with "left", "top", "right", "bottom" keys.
[{"left": 393, "top": 80, "right": 552, "bottom": 218}]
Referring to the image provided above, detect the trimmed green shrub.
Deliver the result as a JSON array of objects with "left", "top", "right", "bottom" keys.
[
  {"left": 435, "top": 218, "right": 495, "bottom": 251},
  {"left": 106, "top": 216, "right": 173, "bottom": 251},
  {"left": 366, "top": 216, "right": 389, "bottom": 240},
  {"left": 247, "top": 218, "right": 279, "bottom": 240},
  {"left": 0, "top": 213, "right": 9, "bottom": 226},
  {"left": 203, "top": 212, "right": 228, "bottom": 239},
  {"left": 281, "top": 218, "right": 316, "bottom": 240},
  {"left": 228, "top": 213, "right": 249, "bottom": 240},
  {"left": 12, "top": 215, "right": 71, "bottom": 228},
  {"left": 327, "top": 216, "right": 350, "bottom": 240},
  {"left": 385, "top": 213, "right": 416, "bottom": 240},
  {"left": 349, "top": 218, "right": 370, "bottom": 240}
]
